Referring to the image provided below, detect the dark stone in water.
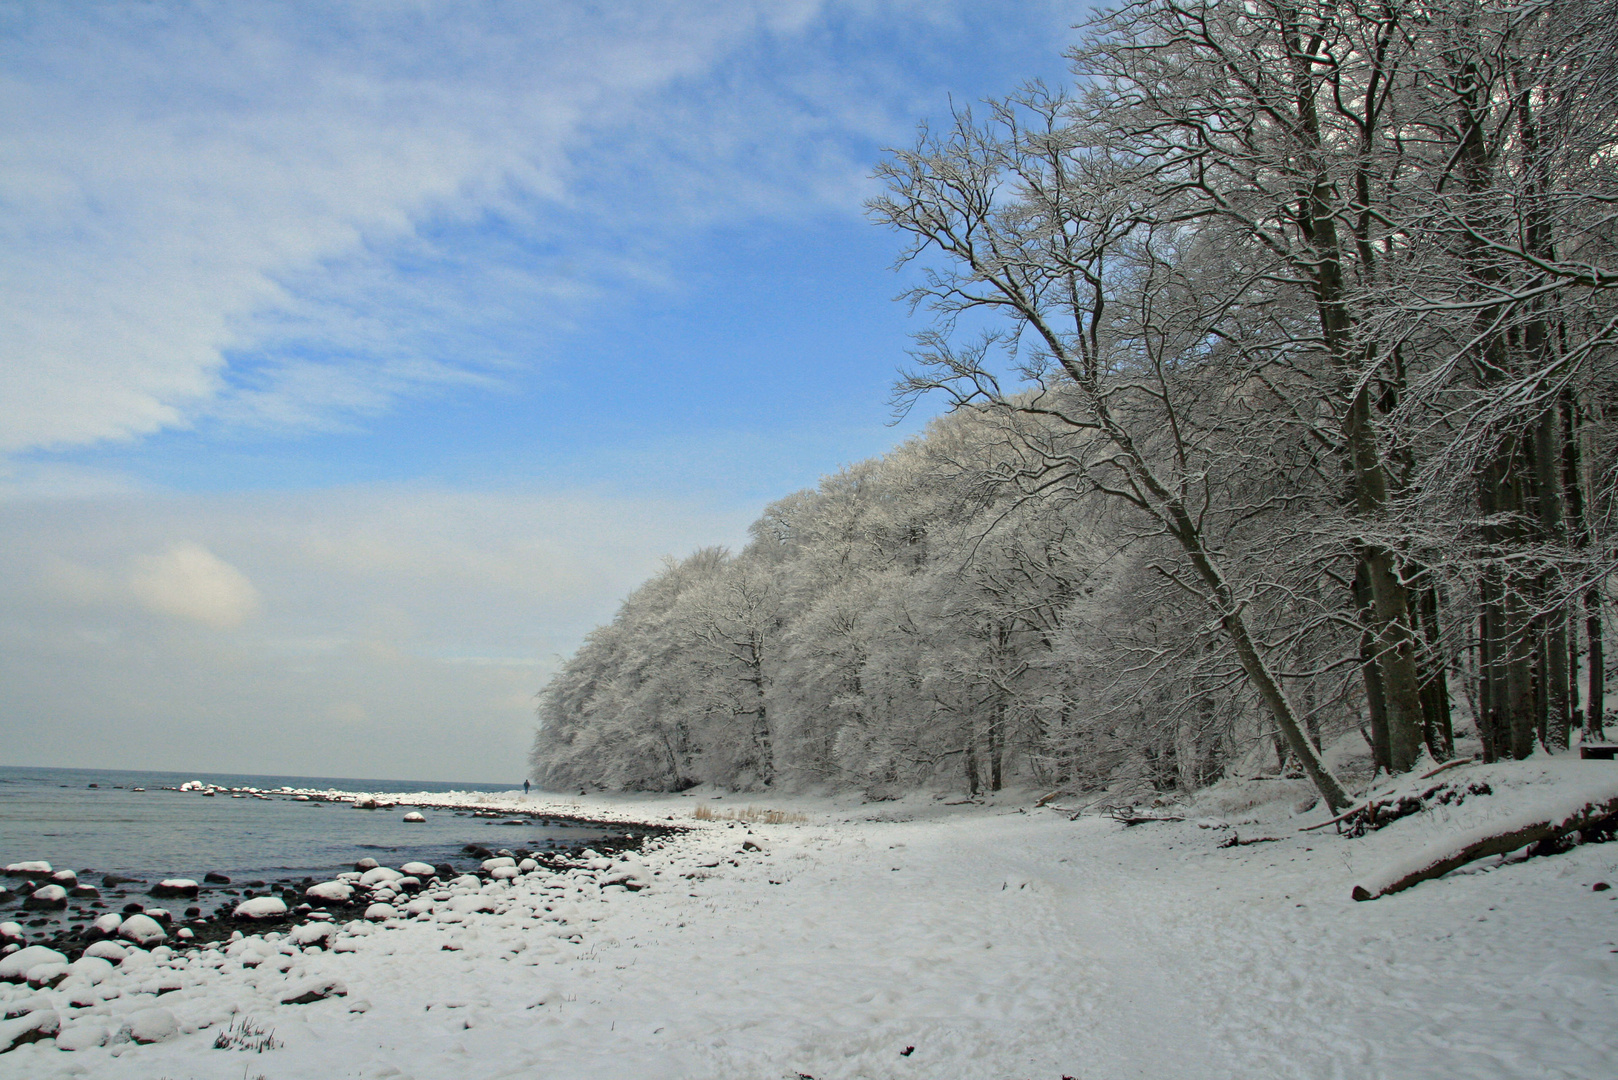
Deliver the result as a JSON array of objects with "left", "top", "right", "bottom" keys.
[
  {"left": 122, "top": 903, "right": 144, "bottom": 914},
  {"left": 70, "top": 886, "right": 99, "bottom": 899},
  {"left": 103, "top": 874, "right": 141, "bottom": 887},
  {"left": 204, "top": 872, "right": 230, "bottom": 885},
  {"left": 151, "top": 881, "right": 199, "bottom": 899},
  {"left": 185, "top": 907, "right": 201, "bottom": 918},
  {"left": 434, "top": 864, "right": 456, "bottom": 879},
  {"left": 244, "top": 881, "right": 266, "bottom": 888}
]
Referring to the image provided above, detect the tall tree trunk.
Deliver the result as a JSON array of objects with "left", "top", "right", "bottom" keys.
[
  {"left": 1416, "top": 582, "right": 1455, "bottom": 759},
  {"left": 989, "top": 699, "right": 1005, "bottom": 793},
  {"left": 964, "top": 715, "right": 981, "bottom": 796},
  {"left": 1533, "top": 405, "right": 1572, "bottom": 749},
  {"left": 1353, "top": 564, "right": 1392, "bottom": 771}
]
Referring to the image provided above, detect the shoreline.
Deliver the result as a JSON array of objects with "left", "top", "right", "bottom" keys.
[
  {"left": 3, "top": 770, "right": 1616, "bottom": 1078},
  {"left": 3, "top": 786, "right": 678, "bottom": 959}
]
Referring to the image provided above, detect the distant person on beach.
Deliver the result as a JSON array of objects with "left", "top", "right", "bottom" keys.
[{"left": 524, "top": 779, "right": 530, "bottom": 795}]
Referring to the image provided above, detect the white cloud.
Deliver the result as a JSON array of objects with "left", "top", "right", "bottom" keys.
[
  {"left": 128, "top": 542, "right": 262, "bottom": 629},
  {"left": 0, "top": 1, "right": 930, "bottom": 454},
  {"left": 0, "top": 485, "right": 752, "bottom": 777}
]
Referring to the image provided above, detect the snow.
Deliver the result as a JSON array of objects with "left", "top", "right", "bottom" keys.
[
  {"left": 1353, "top": 767, "right": 1618, "bottom": 899},
  {"left": 2, "top": 764, "right": 1616, "bottom": 1077}
]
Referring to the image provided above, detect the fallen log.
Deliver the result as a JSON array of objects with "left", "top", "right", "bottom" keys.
[{"left": 1351, "top": 788, "right": 1618, "bottom": 901}]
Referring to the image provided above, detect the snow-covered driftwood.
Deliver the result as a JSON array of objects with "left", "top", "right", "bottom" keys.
[{"left": 1351, "top": 782, "right": 1618, "bottom": 901}]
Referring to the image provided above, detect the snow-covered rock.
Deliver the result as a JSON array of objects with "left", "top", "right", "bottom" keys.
[
  {"left": 55, "top": 1019, "right": 110, "bottom": 1051},
  {"left": 518, "top": 858, "right": 538, "bottom": 872},
  {"left": 233, "top": 896, "right": 289, "bottom": 920},
  {"left": 355, "top": 857, "right": 380, "bottom": 870},
  {"left": 364, "top": 902, "right": 398, "bottom": 921},
  {"left": 359, "top": 866, "right": 403, "bottom": 887},
  {"left": 82, "top": 940, "right": 127, "bottom": 962},
  {"left": 49, "top": 869, "right": 77, "bottom": 885},
  {"left": 281, "top": 976, "right": 347, "bottom": 1004},
  {"left": 0, "top": 1007, "right": 58, "bottom": 1052},
  {"left": 25, "top": 884, "right": 67, "bottom": 908},
  {"left": 0, "top": 946, "right": 67, "bottom": 982},
  {"left": 24, "top": 962, "right": 70, "bottom": 988},
  {"left": 3, "top": 861, "right": 51, "bottom": 878},
  {"left": 403, "top": 811, "right": 426, "bottom": 822},
  {"left": 151, "top": 878, "right": 199, "bottom": 898},
  {"left": 481, "top": 856, "right": 517, "bottom": 872},
  {"left": 306, "top": 881, "right": 354, "bottom": 903},
  {"left": 91, "top": 913, "right": 123, "bottom": 937},
  {"left": 65, "top": 956, "right": 114, "bottom": 985},
  {"left": 490, "top": 865, "right": 519, "bottom": 880},
  {"left": 0, "top": 922, "right": 22, "bottom": 945},
  {"left": 289, "top": 922, "right": 335, "bottom": 947},
  {"left": 599, "top": 859, "right": 654, "bottom": 891},
  {"left": 126, "top": 1007, "right": 178, "bottom": 1043},
  {"left": 117, "top": 913, "right": 168, "bottom": 947},
  {"left": 400, "top": 861, "right": 437, "bottom": 877}
]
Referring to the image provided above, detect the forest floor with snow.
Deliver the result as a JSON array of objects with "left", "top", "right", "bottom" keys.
[{"left": 4, "top": 758, "right": 1617, "bottom": 1080}]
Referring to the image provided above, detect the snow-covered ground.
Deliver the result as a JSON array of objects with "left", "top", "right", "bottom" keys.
[{"left": 4, "top": 760, "right": 1617, "bottom": 1080}]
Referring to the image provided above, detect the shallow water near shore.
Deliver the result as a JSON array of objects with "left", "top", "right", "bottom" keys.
[{"left": 0, "top": 764, "right": 617, "bottom": 889}]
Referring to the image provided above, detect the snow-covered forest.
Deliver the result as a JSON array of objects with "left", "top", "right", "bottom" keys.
[{"left": 531, "top": 0, "right": 1618, "bottom": 808}]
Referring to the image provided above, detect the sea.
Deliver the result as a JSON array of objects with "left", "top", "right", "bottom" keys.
[{"left": 0, "top": 764, "right": 616, "bottom": 888}]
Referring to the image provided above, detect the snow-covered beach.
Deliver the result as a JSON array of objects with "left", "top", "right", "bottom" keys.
[{"left": 4, "top": 760, "right": 1616, "bottom": 1080}]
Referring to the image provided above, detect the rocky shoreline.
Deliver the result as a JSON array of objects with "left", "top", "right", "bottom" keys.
[{"left": 2, "top": 804, "right": 681, "bottom": 968}]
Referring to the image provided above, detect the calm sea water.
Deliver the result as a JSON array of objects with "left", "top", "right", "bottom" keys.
[{"left": 0, "top": 765, "right": 615, "bottom": 886}]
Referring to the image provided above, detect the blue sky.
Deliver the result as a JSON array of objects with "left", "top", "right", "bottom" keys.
[{"left": 0, "top": 1, "right": 1082, "bottom": 781}]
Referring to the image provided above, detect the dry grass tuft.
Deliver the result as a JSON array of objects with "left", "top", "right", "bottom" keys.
[{"left": 691, "top": 804, "right": 807, "bottom": 824}]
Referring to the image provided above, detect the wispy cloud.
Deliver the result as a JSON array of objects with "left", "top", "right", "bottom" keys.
[{"left": 0, "top": 1, "right": 942, "bottom": 454}]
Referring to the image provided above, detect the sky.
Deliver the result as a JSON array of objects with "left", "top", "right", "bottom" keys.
[{"left": 0, "top": 0, "right": 1081, "bottom": 783}]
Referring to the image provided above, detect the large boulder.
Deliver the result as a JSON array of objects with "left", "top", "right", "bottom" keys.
[
  {"left": 233, "top": 896, "right": 289, "bottom": 920},
  {"left": 65, "top": 956, "right": 115, "bottom": 985},
  {"left": 117, "top": 914, "right": 168, "bottom": 947},
  {"left": 305, "top": 881, "right": 353, "bottom": 904},
  {"left": 81, "top": 940, "right": 128, "bottom": 962},
  {"left": 2, "top": 861, "right": 51, "bottom": 881},
  {"left": 0, "top": 946, "right": 67, "bottom": 982},
  {"left": 126, "top": 1007, "right": 178, "bottom": 1044},
  {"left": 0, "top": 1008, "right": 58, "bottom": 1052},
  {"left": 358, "top": 866, "right": 403, "bottom": 887},
  {"left": 150, "top": 879, "right": 199, "bottom": 899},
  {"left": 399, "top": 861, "right": 437, "bottom": 877},
  {"left": 24, "top": 884, "right": 68, "bottom": 910},
  {"left": 280, "top": 976, "right": 346, "bottom": 1005}
]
